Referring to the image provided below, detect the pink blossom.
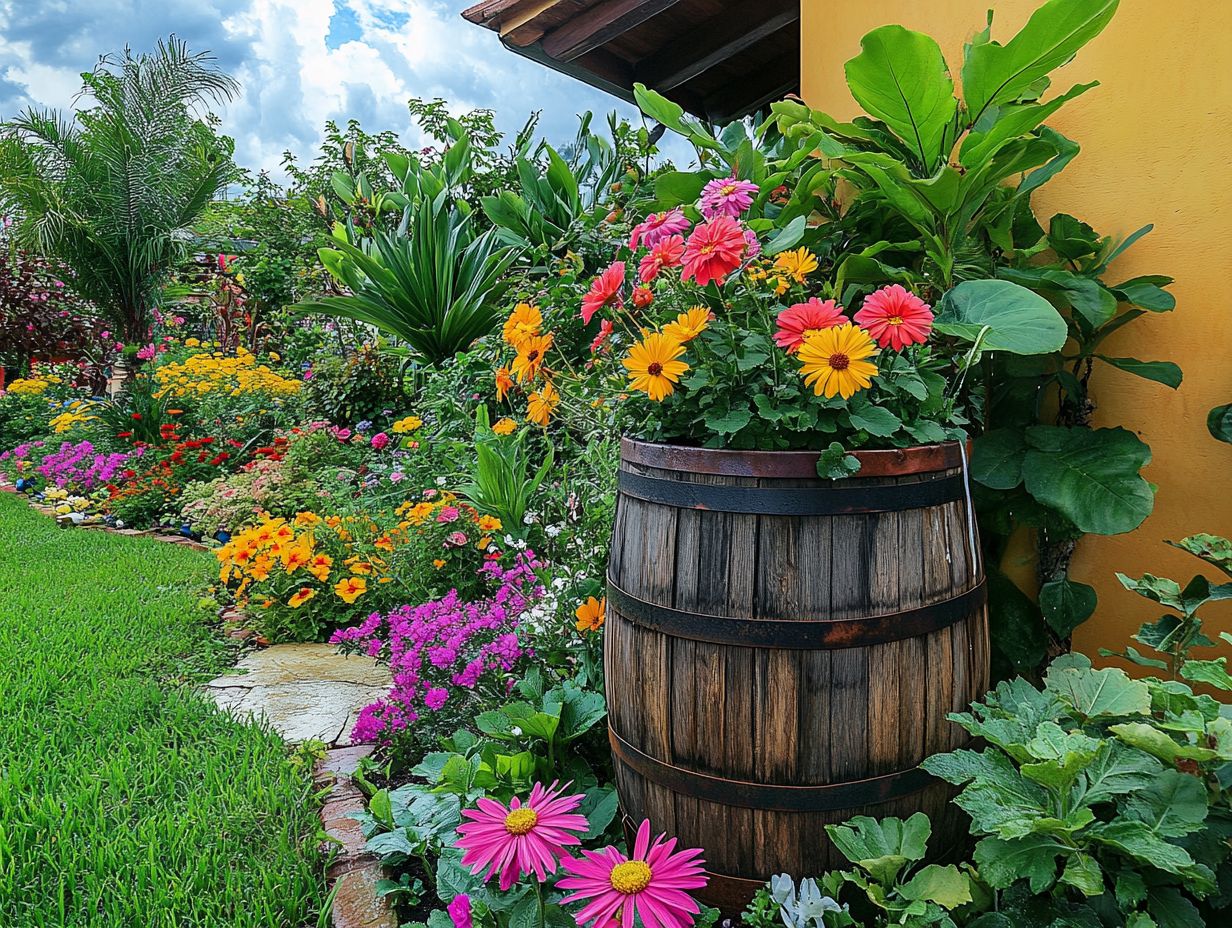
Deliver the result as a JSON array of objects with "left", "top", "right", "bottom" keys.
[
  {"left": 369, "top": 432, "right": 390, "bottom": 451},
  {"left": 698, "top": 176, "right": 758, "bottom": 220}
]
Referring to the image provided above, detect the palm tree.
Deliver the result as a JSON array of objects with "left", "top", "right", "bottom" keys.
[{"left": 0, "top": 36, "right": 238, "bottom": 344}]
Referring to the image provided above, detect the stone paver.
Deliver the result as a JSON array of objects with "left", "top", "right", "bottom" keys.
[{"left": 204, "top": 643, "right": 390, "bottom": 746}]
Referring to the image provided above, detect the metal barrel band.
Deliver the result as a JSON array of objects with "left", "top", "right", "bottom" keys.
[
  {"left": 606, "top": 576, "right": 987, "bottom": 650},
  {"left": 616, "top": 469, "right": 966, "bottom": 515},
  {"left": 609, "top": 728, "right": 937, "bottom": 812}
]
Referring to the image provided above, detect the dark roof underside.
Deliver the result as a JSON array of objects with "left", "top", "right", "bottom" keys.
[{"left": 462, "top": 0, "right": 800, "bottom": 125}]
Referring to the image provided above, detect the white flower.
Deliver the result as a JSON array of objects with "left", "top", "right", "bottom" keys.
[
  {"left": 545, "top": 524, "right": 562, "bottom": 538},
  {"left": 510, "top": 726, "right": 523, "bottom": 737},
  {"left": 435, "top": 476, "right": 447, "bottom": 486}
]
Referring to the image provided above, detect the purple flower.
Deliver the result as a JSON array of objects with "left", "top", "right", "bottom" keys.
[
  {"left": 424, "top": 687, "right": 449, "bottom": 710},
  {"left": 447, "top": 895, "right": 472, "bottom": 928},
  {"left": 699, "top": 176, "right": 758, "bottom": 220}
]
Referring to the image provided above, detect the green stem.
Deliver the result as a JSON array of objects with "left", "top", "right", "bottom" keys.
[{"left": 533, "top": 878, "right": 546, "bottom": 928}]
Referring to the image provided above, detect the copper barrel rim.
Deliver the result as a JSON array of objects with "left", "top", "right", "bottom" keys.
[{"left": 619, "top": 436, "right": 969, "bottom": 479}]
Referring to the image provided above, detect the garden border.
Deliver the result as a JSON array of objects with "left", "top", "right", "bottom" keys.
[{"left": 0, "top": 484, "right": 396, "bottom": 928}]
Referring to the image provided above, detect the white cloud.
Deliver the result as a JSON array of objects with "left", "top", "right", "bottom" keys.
[{"left": 0, "top": 0, "right": 656, "bottom": 184}]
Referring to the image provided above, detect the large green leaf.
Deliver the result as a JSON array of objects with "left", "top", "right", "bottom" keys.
[
  {"left": 1097, "top": 356, "right": 1182, "bottom": 389},
  {"left": 1043, "top": 653, "right": 1151, "bottom": 720},
  {"left": 1208, "top": 404, "right": 1232, "bottom": 444},
  {"left": 900, "top": 865, "right": 973, "bottom": 909},
  {"left": 973, "top": 835, "right": 1065, "bottom": 891},
  {"left": 824, "top": 813, "right": 931, "bottom": 884},
  {"left": 1022, "top": 426, "right": 1154, "bottom": 535},
  {"left": 934, "top": 279, "right": 1068, "bottom": 355},
  {"left": 959, "top": 81, "right": 1096, "bottom": 168},
  {"left": 961, "top": 0, "right": 1120, "bottom": 123},
  {"left": 844, "top": 25, "right": 958, "bottom": 169},
  {"left": 1038, "top": 578, "right": 1097, "bottom": 637},
  {"left": 971, "top": 428, "right": 1027, "bottom": 489}
]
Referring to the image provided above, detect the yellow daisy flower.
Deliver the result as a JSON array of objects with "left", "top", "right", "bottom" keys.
[
  {"left": 622, "top": 332, "right": 689, "bottom": 402},
  {"left": 502, "top": 303, "right": 542, "bottom": 348},
  {"left": 662, "top": 307, "right": 712, "bottom": 343},
  {"left": 797, "top": 323, "right": 879, "bottom": 400},
  {"left": 526, "top": 381, "right": 560, "bottom": 426}
]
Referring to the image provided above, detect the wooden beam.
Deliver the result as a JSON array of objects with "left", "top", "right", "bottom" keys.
[
  {"left": 542, "top": 0, "right": 683, "bottom": 62},
  {"left": 704, "top": 57, "right": 799, "bottom": 124},
  {"left": 636, "top": 0, "right": 798, "bottom": 91}
]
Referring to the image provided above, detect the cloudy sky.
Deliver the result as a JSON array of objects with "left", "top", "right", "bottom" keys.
[{"left": 0, "top": 0, "right": 658, "bottom": 182}]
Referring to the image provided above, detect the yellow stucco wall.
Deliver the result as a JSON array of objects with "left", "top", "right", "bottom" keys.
[{"left": 800, "top": 0, "right": 1232, "bottom": 658}]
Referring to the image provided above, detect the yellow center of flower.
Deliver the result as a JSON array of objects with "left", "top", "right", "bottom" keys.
[
  {"left": 721, "top": 184, "right": 736, "bottom": 195},
  {"left": 504, "top": 808, "right": 538, "bottom": 835},
  {"left": 888, "top": 315, "right": 903, "bottom": 326},
  {"left": 828, "top": 353, "right": 850, "bottom": 371},
  {"left": 609, "top": 861, "right": 652, "bottom": 894}
]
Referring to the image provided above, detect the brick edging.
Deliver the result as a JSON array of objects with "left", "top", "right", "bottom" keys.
[{"left": 314, "top": 746, "right": 398, "bottom": 928}]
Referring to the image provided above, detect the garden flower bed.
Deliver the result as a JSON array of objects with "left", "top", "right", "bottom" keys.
[{"left": 1, "top": 2, "right": 1230, "bottom": 927}]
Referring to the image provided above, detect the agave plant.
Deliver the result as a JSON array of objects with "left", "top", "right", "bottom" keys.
[{"left": 300, "top": 190, "right": 518, "bottom": 367}]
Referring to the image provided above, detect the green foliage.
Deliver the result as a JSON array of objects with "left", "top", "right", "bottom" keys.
[
  {"left": 300, "top": 345, "right": 408, "bottom": 427},
  {"left": 922, "top": 651, "right": 1232, "bottom": 927},
  {"left": 0, "top": 37, "right": 238, "bottom": 342},
  {"left": 301, "top": 191, "right": 518, "bottom": 367},
  {"left": 460, "top": 406, "right": 554, "bottom": 537},
  {"left": 1102, "top": 534, "right": 1232, "bottom": 677}
]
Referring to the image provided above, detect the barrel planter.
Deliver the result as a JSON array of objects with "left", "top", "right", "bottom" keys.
[{"left": 604, "top": 438, "right": 989, "bottom": 912}]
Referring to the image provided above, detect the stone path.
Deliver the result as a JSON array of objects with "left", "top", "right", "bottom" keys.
[{"left": 204, "top": 643, "right": 391, "bottom": 746}]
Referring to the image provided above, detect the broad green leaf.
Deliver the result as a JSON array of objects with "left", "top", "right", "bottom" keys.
[
  {"left": 900, "top": 864, "right": 972, "bottom": 909},
  {"left": 824, "top": 813, "right": 931, "bottom": 883},
  {"left": 578, "top": 787, "right": 618, "bottom": 839},
  {"left": 1208, "top": 403, "right": 1232, "bottom": 444},
  {"left": 1180, "top": 657, "right": 1232, "bottom": 691},
  {"left": 848, "top": 405, "right": 902, "bottom": 438},
  {"left": 1059, "top": 852, "right": 1105, "bottom": 896},
  {"left": 1039, "top": 578, "right": 1097, "bottom": 637},
  {"left": 1167, "top": 532, "right": 1232, "bottom": 576},
  {"left": 1081, "top": 741, "right": 1161, "bottom": 807},
  {"left": 763, "top": 215, "right": 807, "bottom": 255},
  {"left": 971, "top": 428, "right": 1027, "bottom": 489},
  {"left": 1109, "top": 722, "right": 1217, "bottom": 764},
  {"left": 959, "top": 81, "right": 1097, "bottom": 167},
  {"left": 1087, "top": 820, "right": 1196, "bottom": 875},
  {"left": 1121, "top": 769, "right": 1208, "bottom": 837},
  {"left": 844, "top": 25, "right": 958, "bottom": 169},
  {"left": 1098, "top": 356, "right": 1182, "bottom": 389},
  {"left": 1146, "top": 887, "right": 1204, "bottom": 928},
  {"left": 1022, "top": 426, "right": 1154, "bottom": 535},
  {"left": 934, "top": 279, "right": 1068, "bottom": 355},
  {"left": 1043, "top": 655, "right": 1151, "bottom": 719},
  {"left": 1021, "top": 721, "right": 1099, "bottom": 790},
  {"left": 986, "top": 568, "right": 1048, "bottom": 675},
  {"left": 653, "top": 171, "right": 708, "bottom": 208},
  {"left": 972, "top": 835, "right": 1064, "bottom": 891},
  {"left": 961, "top": 0, "right": 1120, "bottom": 122},
  {"left": 1111, "top": 275, "right": 1176, "bottom": 311}
]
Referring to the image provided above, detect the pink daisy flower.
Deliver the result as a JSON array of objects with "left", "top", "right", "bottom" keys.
[
  {"left": 774, "top": 298, "right": 847, "bottom": 353},
  {"left": 456, "top": 781, "right": 588, "bottom": 890},
  {"left": 629, "top": 209, "right": 690, "bottom": 250},
  {"left": 638, "top": 235, "right": 685, "bottom": 283},
  {"left": 681, "top": 216, "right": 746, "bottom": 287},
  {"left": 698, "top": 176, "right": 758, "bottom": 220},
  {"left": 558, "top": 819, "right": 708, "bottom": 928},
  {"left": 582, "top": 262, "right": 625, "bottom": 324},
  {"left": 853, "top": 284, "right": 934, "bottom": 351}
]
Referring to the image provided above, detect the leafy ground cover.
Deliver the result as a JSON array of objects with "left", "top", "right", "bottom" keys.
[{"left": 0, "top": 493, "right": 323, "bottom": 927}]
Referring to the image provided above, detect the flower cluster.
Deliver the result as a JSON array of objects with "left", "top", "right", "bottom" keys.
[
  {"left": 36, "top": 440, "right": 135, "bottom": 493},
  {"left": 4, "top": 377, "right": 54, "bottom": 395},
  {"left": 153, "top": 347, "right": 301, "bottom": 399},
  {"left": 332, "top": 551, "right": 543, "bottom": 743}
]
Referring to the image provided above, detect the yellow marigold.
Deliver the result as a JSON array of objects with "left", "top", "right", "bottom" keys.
[
  {"left": 433, "top": 558, "right": 446, "bottom": 569},
  {"left": 492, "top": 417, "right": 517, "bottom": 436},
  {"left": 334, "top": 576, "right": 368, "bottom": 603},
  {"left": 307, "top": 553, "right": 333, "bottom": 582},
  {"left": 288, "top": 587, "right": 317, "bottom": 608},
  {"left": 575, "top": 596, "right": 606, "bottom": 633},
  {"left": 477, "top": 514, "right": 502, "bottom": 532},
  {"left": 392, "top": 415, "right": 423, "bottom": 434},
  {"left": 622, "top": 332, "right": 688, "bottom": 402},
  {"left": 294, "top": 511, "right": 321, "bottom": 527},
  {"left": 5, "top": 378, "right": 48, "bottom": 395},
  {"left": 662, "top": 307, "right": 712, "bottom": 343},
  {"left": 526, "top": 381, "right": 560, "bottom": 426},
  {"left": 184, "top": 338, "right": 201, "bottom": 348},
  {"left": 408, "top": 502, "right": 435, "bottom": 525},
  {"left": 773, "top": 247, "right": 819, "bottom": 285},
  {"left": 502, "top": 302, "right": 543, "bottom": 348},
  {"left": 511, "top": 333, "right": 553, "bottom": 384},
  {"left": 797, "top": 323, "right": 879, "bottom": 400}
]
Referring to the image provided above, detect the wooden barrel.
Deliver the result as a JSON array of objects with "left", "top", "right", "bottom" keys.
[{"left": 604, "top": 438, "right": 988, "bottom": 912}]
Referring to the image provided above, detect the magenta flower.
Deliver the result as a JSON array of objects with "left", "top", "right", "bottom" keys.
[
  {"left": 628, "top": 208, "right": 690, "bottom": 250},
  {"left": 456, "top": 781, "right": 589, "bottom": 890},
  {"left": 447, "top": 895, "right": 472, "bottom": 928},
  {"left": 436, "top": 506, "right": 460, "bottom": 523},
  {"left": 698, "top": 176, "right": 758, "bottom": 220},
  {"left": 370, "top": 431, "right": 390, "bottom": 451},
  {"left": 559, "top": 820, "right": 708, "bottom": 928}
]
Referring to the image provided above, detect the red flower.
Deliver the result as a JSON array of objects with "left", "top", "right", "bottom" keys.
[
  {"left": 853, "top": 284, "right": 934, "bottom": 351},
  {"left": 637, "top": 234, "right": 685, "bottom": 283},
  {"left": 581, "top": 261, "right": 624, "bottom": 324},
  {"left": 632, "top": 286, "right": 654, "bottom": 309},
  {"left": 130, "top": 413, "right": 142, "bottom": 421},
  {"left": 681, "top": 216, "right": 746, "bottom": 287},
  {"left": 774, "top": 298, "right": 847, "bottom": 353},
  {"left": 589, "top": 319, "right": 615, "bottom": 354}
]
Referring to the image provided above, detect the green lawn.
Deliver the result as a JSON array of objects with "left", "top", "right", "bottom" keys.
[{"left": 0, "top": 494, "right": 324, "bottom": 927}]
